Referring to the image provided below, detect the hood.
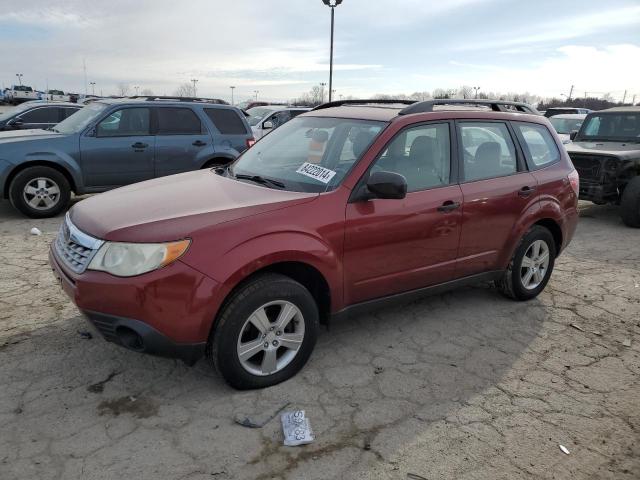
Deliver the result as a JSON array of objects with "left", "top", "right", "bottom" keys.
[
  {"left": 566, "top": 141, "right": 640, "bottom": 159},
  {"left": 70, "top": 169, "right": 317, "bottom": 242},
  {"left": 0, "top": 129, "right": 63, "bottom": 144}
]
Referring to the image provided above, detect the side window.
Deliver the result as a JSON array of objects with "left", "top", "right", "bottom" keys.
[
  {"left": 204, "top": 108, "right": 248, "bottom": 134},
  {"left": 371, "top": 123, "right": 451, "bottom": 192},
  {"left": 156, "top": 108, "right": 201, "bottom": 135},
  {"left": 62, "top": 107, "right": 81, "bottom": 119},
  {"left": 460, "top": 122, "right": 517, "bottom": 182},
  {"left": 271, "top": 111, "right": 291, "bottom": 128},
  {"left": 20, "top": 107, "right": 58, "bottom": 124},
  {"left": 97, "top": 108, "right": 150, "bottom": 137},
  {"left": 515, "top": 123, "right": 560, "bottom": 169}
]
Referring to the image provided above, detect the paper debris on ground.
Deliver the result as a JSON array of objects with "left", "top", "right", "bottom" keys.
[
  {"left": 622, "top": 338, "right": 632, "bottom": 347},
  {"left": 570, "top": 323, "right": 584, "bottom": 332},
  {"left": 559, "top": 445, "right": 570, "bottom": 455},
  {"left": 30, "top": 227, "right": 42, "bottom": 236},
  {"left": 281, "top": 410, "right": 314, "bottom": 446}
]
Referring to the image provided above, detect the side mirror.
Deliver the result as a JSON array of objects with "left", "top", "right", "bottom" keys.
[
  {"left": 366, "top": 171, "right": 407, "bottom": 200},
  {"left": 569, "top": 130, "right": 578, "bottom": 141},
  {"left": 262, "top": 120, "right": 274, "bottom": 130},
  {"left": 9, "top": 118, "right": 24, "bottom": 128}
]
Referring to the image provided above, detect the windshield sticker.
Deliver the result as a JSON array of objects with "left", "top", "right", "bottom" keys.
[{"left": 296, "top": 162, "right": 337, "bottom": 184}]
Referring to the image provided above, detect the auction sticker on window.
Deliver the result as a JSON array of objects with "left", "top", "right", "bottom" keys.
[{"left": 296, "top": 162, "right": 337, "bottom": 184}]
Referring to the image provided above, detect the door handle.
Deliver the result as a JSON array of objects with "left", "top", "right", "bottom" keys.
[
  {"left": 131, "top": 142, "right": 148, "bottom": 149},
  {"left": 192, "top": 140, "right": 207, "bottom": 147},
  {"left": 518, "top": 186, "right": 536, "bottom": 197},
  {"left": 437, "top": 200, "right": 461, "bottom": 213}
]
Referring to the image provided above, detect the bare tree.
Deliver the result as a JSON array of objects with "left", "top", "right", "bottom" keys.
[
  {"left": 458, "top": 85, "right": 473, "bottom": 99},
  {"left": 175, "top": 83, "right": 195, "bottom": 97},
  {"left": 116, "top": 82, "right": 130, "bottom": 96},
  {"left": 432, "top": 88, "right": 450, "bottom": 99},
  {"left": 140, "top": 88, "right": 154, "bottom": 96}
]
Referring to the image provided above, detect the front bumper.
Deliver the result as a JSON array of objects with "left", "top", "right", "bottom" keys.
[
  {"left": 49, "top": 246, "right": 225, "bottom": 364},
  {"left": 83, "top": 310, "right": 205, "bottom": 365}
]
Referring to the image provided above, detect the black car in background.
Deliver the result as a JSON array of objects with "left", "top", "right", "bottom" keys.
[{"left": 0, "top": 102, "right": 82, "bottom": 131}]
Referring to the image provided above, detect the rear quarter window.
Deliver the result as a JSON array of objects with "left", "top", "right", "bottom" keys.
[
  {"left": 514, "top": 123, "right": 560, "bottom": 169},
  {"left": 204, "top": 108, "right": 248, "bottom": 135}
]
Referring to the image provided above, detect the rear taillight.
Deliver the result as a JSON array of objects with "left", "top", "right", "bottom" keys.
[
  {"left": 246, "top": 138, "right": 256, "bottom": 149},
  {"left": 568, "top": 169, "right": 579, "bottom": 195}
]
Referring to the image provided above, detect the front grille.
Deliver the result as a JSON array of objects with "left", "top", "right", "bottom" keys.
[
  {"left": 569, "top": 154, "right": 603, "bottom": 182},
  {"left": 53, "top": 214, "right": 104, "bottom": 274}
]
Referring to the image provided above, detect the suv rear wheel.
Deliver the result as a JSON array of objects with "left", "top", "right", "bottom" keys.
[
  {"left": 207, "top": 273, "right": 319, "bottom": 390},
  {"left": 495, "top": 225, "right": 556, "bottom": 301},
  {"left": 9, "top": 166, "right": 71, "bottom": 218},
  {"left": 620, "top": 177, "right": 640, "bottom": 228}
]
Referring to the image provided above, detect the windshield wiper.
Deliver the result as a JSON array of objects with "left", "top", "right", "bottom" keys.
[{"left": 234, "top": 173, "right": 286, "bottom": 189}]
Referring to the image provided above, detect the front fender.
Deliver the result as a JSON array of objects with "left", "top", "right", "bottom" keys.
[
  {"left": 184, "top": 230, "right": 343, "bottom": 316},
  {"left": 22, "top": 149, "right": 85, "bottom": 192}
]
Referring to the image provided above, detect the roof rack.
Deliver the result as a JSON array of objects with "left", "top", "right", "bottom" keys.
[
  {"left": 128, "top": 96, "right": 229, "bottom": 105},
  {"left": 312, "top": 99, "right": 417, "bottom": 111},
  {"left": 399, "top": 99, "right": 539, "bottom": 115}
]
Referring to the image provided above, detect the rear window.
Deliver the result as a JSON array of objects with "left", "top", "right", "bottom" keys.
[
  {"left": 156, "top": 107, "right": 202, "bottom": 135},
  {"left": 205, "top": 108, "right": 248, "bottom": 134},
  {"left": 514, "top": 123, "right": 560, "bottom": 169}
]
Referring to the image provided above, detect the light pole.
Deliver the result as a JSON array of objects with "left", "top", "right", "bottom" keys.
[
  {"left": 190, "top": 78, "right": 198, "bottom": 97},
  {"left": 319, "top": 82, "right": 326, "bottom": 103},
  {"left": 16, "top": 73, "right": 23, "bottom": 85},
  {"left": 321, "top": 0, "right": 343, "bottom": 103},
  {"left": 230, "top": 86, "right": 235, "bottom": 105},
  {"left": 254, "top": 90, "right": 259, "bottom": 101},
  {"left": 89, "top": 82, "right": 96, "bottom": 95},
  {"left": 473, "top": 86, "right": 480, "bottom": 99}
]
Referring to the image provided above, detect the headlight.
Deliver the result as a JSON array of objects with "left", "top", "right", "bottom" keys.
[{"left": 88, "top": 239, "right": 190, "bottom": 277}]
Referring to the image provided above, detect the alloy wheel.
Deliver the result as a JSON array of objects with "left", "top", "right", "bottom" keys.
[
  {"left": 22, "top": 177, "right": 61, "bottom": 210},
  {"left": 520, "top": 239, "right": 550, "bottom": 290},
  {"left": 236, "top": 300, "right": 305, "bottom": 376}
]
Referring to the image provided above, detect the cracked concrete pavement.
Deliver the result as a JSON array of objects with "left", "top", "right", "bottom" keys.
[{"left": 0, "top": 200, "right": 638, "bottom": 479}]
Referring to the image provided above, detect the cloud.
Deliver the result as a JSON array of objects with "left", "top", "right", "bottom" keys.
[
  {"left": 428, "top": 44, "right": 640, "bottom": 101},
  {"left": 454, "top": 5, "right": 640, "bottom": 51}
]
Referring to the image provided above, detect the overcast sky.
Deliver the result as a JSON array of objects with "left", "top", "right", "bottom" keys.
[{"left": 1, "top": 0, "right": 639, "bottom": 102}]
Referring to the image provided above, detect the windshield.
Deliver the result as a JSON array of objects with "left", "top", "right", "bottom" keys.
[
  {"left": 578, "top": 113, "right": 640, "bottom": 142},
  {"left": 550, "top": 117, "right": 584, "bottom": 134},
  {"left": 0, "top": 102, "right": 33, "bottom": 121},
  {"left": 230, "top": 116, "right": 386, "bottom": 193},
  {"left": 246, "top": 107, "right": 278, "bottom": 126},
  {"left": 53, "top": 102, "right": 107, "bottom": 134}
]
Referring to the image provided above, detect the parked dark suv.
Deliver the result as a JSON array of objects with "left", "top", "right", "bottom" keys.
[
  {"left": 0, "top": 101, "right": 81, "bottom": 131},
  {"left": 566, "top": 106, "right": 640, "bottom": 227},
  {"left": 50, "top": 99, "right": 579, "bottom": 389},
  {"left": 0, "top": 98, "right": 254, "bottom": 218}
]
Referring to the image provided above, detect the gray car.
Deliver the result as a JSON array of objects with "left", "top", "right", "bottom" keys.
[{"left": 0, "top": 98, "right": 254, "bottom": 218}]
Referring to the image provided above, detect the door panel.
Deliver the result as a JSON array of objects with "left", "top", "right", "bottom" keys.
[
  {"left": 344, "top": 186, "right": 463, "bottom": 304},
  {"left": 153, "top": 107, "right": 213, "bottom": 177},
  {"left": 344, "top": 121, "right": 461, "bottom": 305},
  {"left": 80, "top": 107, "right": 154, "bottom": 188},
  {"left": 456, "top": 121, "right": 539, "bottom": 277}
]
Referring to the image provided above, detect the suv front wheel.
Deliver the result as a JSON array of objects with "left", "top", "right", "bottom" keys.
[
  {"left": 620, "top": 177, "right": 640, "bottom": 228},
  {"left": 9, "top": 166, "right": 71, "bottom": 218},
  {"left": 208, "top": 273, "right": 319, "bottom": 390},
  {"left": 495, "top": 225, "right": 556, "bottom": 301}
]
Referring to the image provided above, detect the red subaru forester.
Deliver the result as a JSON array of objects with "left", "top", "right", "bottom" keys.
[{"left": 50, "top": 99, "right": 579, "bottom": 389}]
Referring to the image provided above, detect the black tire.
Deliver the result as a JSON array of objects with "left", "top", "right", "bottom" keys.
[
  {"left": 207, "top": 273, "right": 319, "bottom": 390},
  {"left": 620, "top": 177, "right": 640, "bottom": 228},
  {"left": 495, "top": 225, "right": 556, "bottom": 301},
  {"left": 9, "top": 166, "right": 71, "bottom": 218}
]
